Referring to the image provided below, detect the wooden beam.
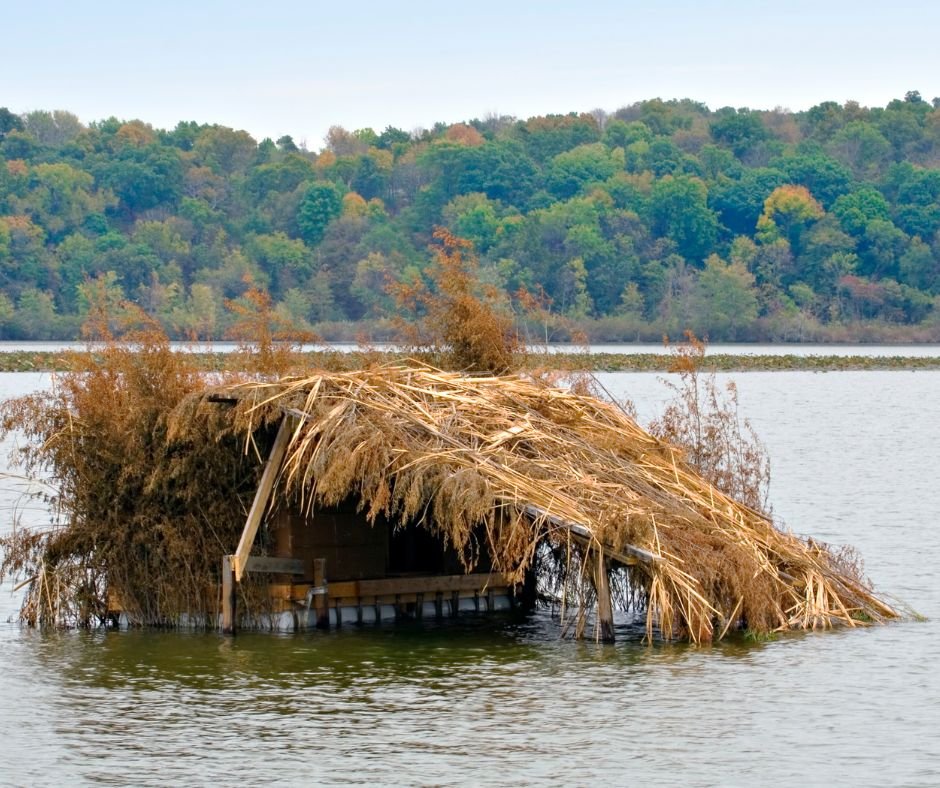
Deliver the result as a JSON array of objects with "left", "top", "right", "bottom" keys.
[
  {"left": 244, "top": 556, "right": 305, "bottom": 575},
  {"left": 221, "top": 554, "right": 236, "bottom": 634},
  {"left": 326, "top": 572, "right": 511, "bottom": 599},
  {"left": 233, "top": 417, "right": 293, "bottom": 582},
  {"left": 523, "top": 504, "right": 659, "bottom": 566}
]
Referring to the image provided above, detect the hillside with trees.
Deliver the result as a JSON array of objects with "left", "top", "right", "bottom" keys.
[{"left": 1, "top": 94, "right": 940, "bottom": 342}]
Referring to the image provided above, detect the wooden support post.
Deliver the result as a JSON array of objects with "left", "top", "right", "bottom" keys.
[
  {"left": 594, "top": 546, "right": 615, "bottom": 643},
  {"left": 435, "top": 592, "right": 443, "bottom": 619},
  {"left": 415, "top": 593, "right": 424, "bottom": 620},
  {"left": 221, "top": 554, "right": 236, "bottom": 635},
  {"left": 233, "top": 417, "right": 293, "bottom": 582},
  {"left": 313, "top": 558, "right": 329, "bottom": 630},
  {"left": 451, "top": 591, "right": 459, "bottom": 617}
]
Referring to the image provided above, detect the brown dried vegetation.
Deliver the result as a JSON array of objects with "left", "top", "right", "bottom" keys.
[
  {"left": 388, "top": 228, "right": 522, "bottom": 374},
  {"left": 0, "top": 285, "right": 314, "bottom": 626},
  {"left": 212, "top": 366, "right": 897, "bottom": 642},
  {"left": 0, "top": 297, "right": 898, "bottom": 641},
  {"left": 650, "top": 333, "right": 771, "bottom": 512}
]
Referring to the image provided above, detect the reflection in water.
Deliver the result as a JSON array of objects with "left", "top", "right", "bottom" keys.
[
  {"left": 10, "top": 613, "right": 755, "bottom": 787},
  {"left": 1, "top": 370, "right": 939, "bottom": 786}
]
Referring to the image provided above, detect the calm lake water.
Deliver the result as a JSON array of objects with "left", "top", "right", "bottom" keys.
[{"left": 1, "top": 368, "right": 938, "bottom": 786}]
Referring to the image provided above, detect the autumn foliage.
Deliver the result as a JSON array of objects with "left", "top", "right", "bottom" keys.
[{"left": 389, "top": 228, "right": 522, "bottom": 373}]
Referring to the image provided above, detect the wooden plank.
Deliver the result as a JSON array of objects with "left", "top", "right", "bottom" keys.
[
  {"left": 244, "top": 556, "right": 305, "bottom": 575},
  {"left": 221, "top": 554, "right": 236, "bottom": 635},
  {"left": 233, "top": 417, "right": 293, "bottom": 582},
  {"left": 594, "top": 547, "right": 615, "bottom": 643},
  {"left": 327, "top": 572, "right": 512, "bottom": 600},
  {"left": 267, "top": 582, "right": 512, "bottom": 606}
]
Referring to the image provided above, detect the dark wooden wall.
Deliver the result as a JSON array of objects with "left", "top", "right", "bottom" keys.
[{"left": 269, "top": 497, "right": 493, "bottom": 582}]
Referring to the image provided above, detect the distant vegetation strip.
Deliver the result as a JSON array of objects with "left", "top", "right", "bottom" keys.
[{"left": 2, "top": 349, "right": 939, "bottom": 373}]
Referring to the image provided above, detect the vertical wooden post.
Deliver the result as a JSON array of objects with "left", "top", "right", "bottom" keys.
[
  {"left": 313, "top": 558, "right": 329, "bottom": 629},
  {"left": 594, "top": 546, "right": 615, "bottom": 643},
  {"left": 221, "top": 554, "right": 237, "bottom": 635}
]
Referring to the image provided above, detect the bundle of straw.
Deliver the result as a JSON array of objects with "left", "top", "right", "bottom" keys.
[{"left": 211, "top": 364, "right": 897, "bottom": 642}]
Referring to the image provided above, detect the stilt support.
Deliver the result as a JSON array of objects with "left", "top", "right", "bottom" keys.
[
  {"left": 221, "top": 554, "right": 237, "bottom": 635},
  {"left": 313, "top": 558, "right": 330, "bottom": 629},
  {"left": 594, "top": 546, "right": 615, "bottom": 643}
]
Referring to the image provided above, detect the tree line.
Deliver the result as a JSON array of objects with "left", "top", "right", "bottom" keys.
[{"left": 1, "top": 93, "right": 939, "bottom": 342}]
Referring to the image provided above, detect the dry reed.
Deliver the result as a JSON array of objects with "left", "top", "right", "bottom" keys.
[
  {"left": 0, "top": 308, "right": 898, "bottom": 639},
  {"left": 210, "top": 364, "right": 897, "bottom": 642}
]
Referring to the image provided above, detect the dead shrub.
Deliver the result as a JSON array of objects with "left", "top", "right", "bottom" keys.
[
  {"left": 649, "top": 332, "right": 771, "bottom": 514},
  {"left": 388, "top": 227, "right": 522, "bottom": 374}
]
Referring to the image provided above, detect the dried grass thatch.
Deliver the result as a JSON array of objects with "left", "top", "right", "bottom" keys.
[
  {"left": 195, "top": 364, "right": 898, "bottom": 643},
  {"left": 0, "top": 318, "right": 898, "bottom": 641}
]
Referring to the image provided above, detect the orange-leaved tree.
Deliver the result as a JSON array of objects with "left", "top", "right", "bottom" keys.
[{"left": 388, "top": 227, "right": 522, "bottom": 374}]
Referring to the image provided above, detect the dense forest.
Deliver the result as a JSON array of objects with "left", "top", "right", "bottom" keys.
[{"left": 1, "top": 93, "right": 940, "bottom": 342}]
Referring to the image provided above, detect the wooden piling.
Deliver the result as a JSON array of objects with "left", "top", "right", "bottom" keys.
[
  {"left": 221, "top": 554, "right": 236, "bottom": 635},
  {"left": 313, "top": 558, "right": 329, "bottom": 629},
  {"left": 594, "top": 546, "right": 615, "bottom": 643}
]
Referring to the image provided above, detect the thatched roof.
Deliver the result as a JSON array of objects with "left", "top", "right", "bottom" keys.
[{"left": 189, "top": 364, "right": 896, "bottom": 643}]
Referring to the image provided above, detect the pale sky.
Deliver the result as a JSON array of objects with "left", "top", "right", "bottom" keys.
[{"left": 3, "top": 0, "right": 939, "bottom": 150}]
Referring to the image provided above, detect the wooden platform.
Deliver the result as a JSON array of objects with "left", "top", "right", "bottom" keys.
[{"left": 268, "top": 571, "right": 515, "bottom": 618}]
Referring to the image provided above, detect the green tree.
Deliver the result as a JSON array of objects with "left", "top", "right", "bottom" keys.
[
  {"left": 167, "top": 283, "right": 219, "bottom": 339},
  {"left": 771, "top": 153, "right": 853, "bottom": 207},
  {"left": 545, "top": 143, "right": 623, "bottom": 198},
  {"left": 99, "top": 145, "right": 184, "bottom": 214},
  {"left": 560, "top": 257, "right": 593, "bottom": 318},
  {"left": 858, "top": 218, "right": 908, "bottom": 279},
  {"left": 898, "top": 236, "right": 939, "bottom": 293},
  {"left": 691, "top": 254, "right": 759, "bottom": 339},
  {"left": 0, "top": 107, "right": 24, "bottom": 139},
  {"left": 442, "top": 193, "right": 502, "bottom": 253},
  {"left": 296, "top": 182, "right": 344, "bottom": 246},
  {"left": 828, "top": 121, "right": 892, "bottom": 177},
  {"left": 710, "top": 168, "right": 787, "bottom": 236},
  {"left": 247, "top": 232, "right": 313, "bottom": 297},
  {"left": 13, "top": 288, "right": 61, "bottom": 339},
  {"left": 192, "top": 126, "right": 258, "bottom": 174},
  {"left": 831, "top": 187, "right": 891, "bottom": 235},
  {"left": 710, "top": 108, "right": 769, "bottom": 157},
  {"left": 21, "top": 110, "right": 83, "bottom": 147},
  {"left": 648, "top": 175, "right": 718, "bottom": 262}
]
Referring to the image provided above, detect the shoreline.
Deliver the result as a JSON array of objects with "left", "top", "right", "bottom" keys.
[{"left": 1, "top": 349, "right": 939, "bottom": 373}]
